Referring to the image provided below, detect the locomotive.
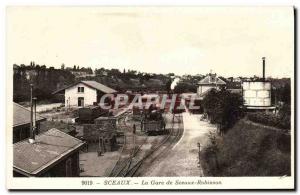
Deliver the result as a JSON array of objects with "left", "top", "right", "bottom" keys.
[{"left": 141, "top": 104, "right": 166, "bottom": 135}]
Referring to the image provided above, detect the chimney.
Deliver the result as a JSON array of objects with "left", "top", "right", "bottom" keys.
[
  {"left": 29, "top": 84, "right": 35, "bottom": 143},
  {"left": 262, "top": 57, "right": 266, "bottom": 81}
]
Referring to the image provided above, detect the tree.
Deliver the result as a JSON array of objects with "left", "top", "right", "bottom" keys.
[
  {"left": 61, "top": 63, "right": 65, "bottom": 70},
  {"left": 202, "top": 88, "right": 244, "bottom": 134},
  {"left": 13, "top": 64, "right": 75, "bottom": 103},
  {"left": 165, "top": 78, "right": 172, "bottom": 93},
  {"left": 281, "top": 83, "right": 291, "bottom": 104},
  {"left": 173, "top": 82, "right": 197, "bottom": 93}
]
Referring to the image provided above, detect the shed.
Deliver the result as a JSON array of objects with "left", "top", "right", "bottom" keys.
[
  {"left": 13, "top": 102, "right": 46, "bottom": 143},
  {"left": 13, "top": 128, "right": 85, "bottom": 177}
]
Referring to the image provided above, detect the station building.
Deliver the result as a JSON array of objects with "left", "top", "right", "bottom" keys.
[{"left": 53, "top": 80, "right": 117, "bottom": 108}]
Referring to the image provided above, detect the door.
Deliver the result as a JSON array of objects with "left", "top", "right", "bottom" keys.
[
  {"left": 65, "top": 158, "right": 72, "bottom": 177},
  {"left": 78, "top": 97, "right": 84, "bottom": 107}
]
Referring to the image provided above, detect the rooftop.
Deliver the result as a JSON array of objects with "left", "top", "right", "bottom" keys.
[
  {"left": 13, "top": 102, "right": 46, "bottom": 127},
  {"left": 81, "top": 80, "right": 117, "bottom": 94},
  {"left": 13, "top": 128, "right": 85, "bottom": 176},
  {"left": 198, "top": 74, "right": 226, "bottom": 86},
  {"left": 52, "top": 80, "right": 117, "bottom": 94}
]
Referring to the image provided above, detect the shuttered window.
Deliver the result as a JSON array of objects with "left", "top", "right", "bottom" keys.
[{"left": 78, "top": 87, "right": 84, "bottom": 93}]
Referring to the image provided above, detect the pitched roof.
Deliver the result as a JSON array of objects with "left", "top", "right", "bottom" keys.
[
  {"left": 13, "top": 103, "right": 46, "bottom": 128},
  {"left": 13, "top": 128, "right": 85, "bottom": 176},
  {"left": 198, "top": 74, "right": 226, "bottom": 85},
  {"left": 52, "top": 80, "right": 117, "bottom": 94},
  {"left": 81, "top": 81, "right": 117, "bottom": 94}
]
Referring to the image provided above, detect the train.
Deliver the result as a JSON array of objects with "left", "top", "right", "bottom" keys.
[{"left": 141, "top": 104, "right": 166, "bottom": 135}]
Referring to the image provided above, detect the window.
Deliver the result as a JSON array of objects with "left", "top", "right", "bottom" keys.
[
  {"left": 78, "top": 97, "right": 84, "bottom": 107},
  {"left": 78, "top": 87, "right": 84, "bottom": 93}
]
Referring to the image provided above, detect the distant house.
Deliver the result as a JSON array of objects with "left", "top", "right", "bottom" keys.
[
  {"left": 13, "top": 128, "right": 85, "bottom": 177},
  {"left": 13, "top": 103, "right": 46, "bottom": 143},
  {"left": 69, "top": 70, "right": 94, "bottom": 78},
  {"left": 53, "top": 81, "right": 117, "bottom": 107},
  {"left": 197, "top": 73, "right": 226, "bottom": 97}
]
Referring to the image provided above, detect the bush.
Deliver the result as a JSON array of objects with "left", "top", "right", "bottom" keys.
[
  {"left": 247, "top": 112, "right": 290, "bottom": 130},
  {"left": 200, "top": 120, "right": 291, "bottom": 176},
  {"left": 202, "top": 88, "right": 244, "bottom": 133}
]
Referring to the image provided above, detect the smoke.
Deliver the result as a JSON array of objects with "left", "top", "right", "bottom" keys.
[{"left": 170, "top": 78, "right": 180, "bottom": 90}]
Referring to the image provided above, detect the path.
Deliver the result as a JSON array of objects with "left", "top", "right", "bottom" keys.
[{"left": 141, "top": 112, "right": 217, "bottom": 177}]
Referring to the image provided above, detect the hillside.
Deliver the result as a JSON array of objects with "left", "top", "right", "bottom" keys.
[
  {"left": 13, "top": 64, "right": 75, "bottom": 102},
  {"left": 201, "top": 119, "right": 291, "bottom": 176},
  {"left": 13, "top": 64, "right": 200, "bottom": 103}
]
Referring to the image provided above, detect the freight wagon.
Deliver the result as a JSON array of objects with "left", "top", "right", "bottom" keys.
[{"left": 77, "top": 105, "right": 110, "bottom": 124}]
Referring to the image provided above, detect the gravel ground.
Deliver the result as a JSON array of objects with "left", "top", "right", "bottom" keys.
[
  {"left": 80, "top": 151, "right": 120, "bottom": 177},
  {"left": 26, "top": 103, "right": 63, "bottom": 113},
  {"left": 141, "top": 112, "right": 217, "bottom": 177}
]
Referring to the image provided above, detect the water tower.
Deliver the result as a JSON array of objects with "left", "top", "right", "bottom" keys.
[{"left": 242, "top": 57, "right": 276, "bottom": 111}]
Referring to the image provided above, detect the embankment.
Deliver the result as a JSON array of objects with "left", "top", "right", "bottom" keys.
[{"left": 201, "top": 119, "right": 291, "bottom": 176}]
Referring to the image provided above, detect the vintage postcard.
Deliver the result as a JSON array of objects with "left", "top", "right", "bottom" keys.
[{"left": 6, "top": 6, "right": 295, "bottom": 190}]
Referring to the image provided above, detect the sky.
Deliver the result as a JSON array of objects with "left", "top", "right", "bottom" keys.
[{"left": 7, "top": 7, "right": 294, "bottom": 77}]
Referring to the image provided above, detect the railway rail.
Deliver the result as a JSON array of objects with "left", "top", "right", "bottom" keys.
[
  {"left": 108, "top": 108, "right": 137, "bottom": 177},
  {"left": 109, "top": 113, "right": 183, "bottom": 177}
]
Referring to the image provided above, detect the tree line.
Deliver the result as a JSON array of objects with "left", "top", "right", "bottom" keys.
[{"left": 13, "top": 64, "right": 75, "bottom": 102}]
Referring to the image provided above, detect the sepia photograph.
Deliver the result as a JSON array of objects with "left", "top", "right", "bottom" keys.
[{"left": 6, "top": 6, "right": 294, "bottom": 190}]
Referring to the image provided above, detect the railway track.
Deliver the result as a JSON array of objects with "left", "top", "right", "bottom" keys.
[
  {"left": 109, "top": 113, "right": 183, "bottom": 177},
  {"left": 109, "top": 108, "right": 138, "bottom": 177},
  {"left": 125, "top": 114, "right": 183, "bottom": 177},
  {"left": 109, "top": 135, "right": 147, "bottom": 177}
]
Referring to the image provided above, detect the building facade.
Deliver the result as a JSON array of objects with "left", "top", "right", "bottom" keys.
[
  {"left": 65, "top": 82, "right": 98, "bottom": 107},
  {"left": 197, "top": 73, "right": 226, "bottom": 97},
  {"left": 53, "top": 81, "right": 117, "bottom": 108}
]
